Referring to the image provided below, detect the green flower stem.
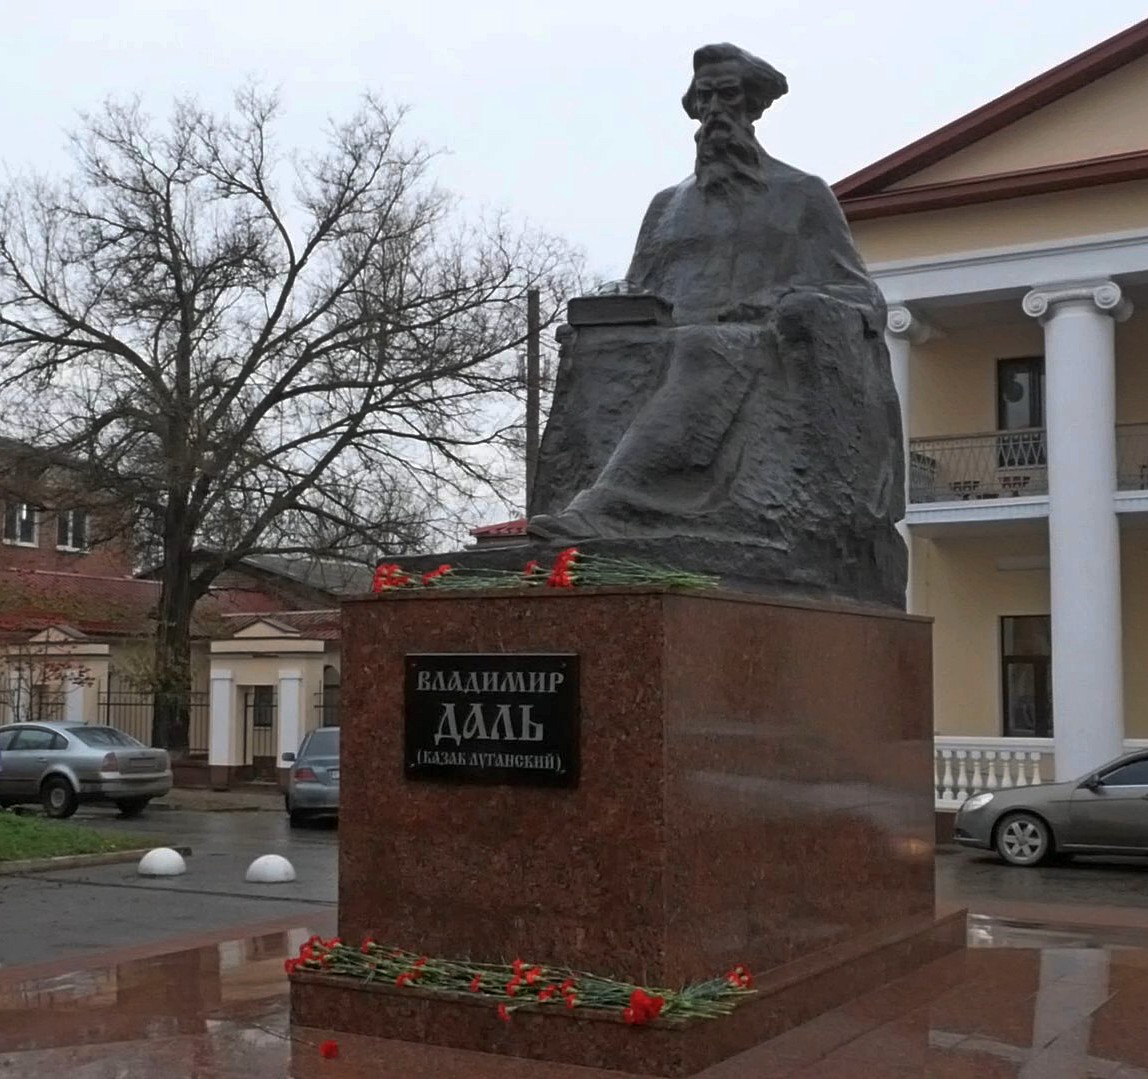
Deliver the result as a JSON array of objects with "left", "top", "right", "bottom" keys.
[{"left": 291, "top": 940, "right": 754, "bottom": 1021}]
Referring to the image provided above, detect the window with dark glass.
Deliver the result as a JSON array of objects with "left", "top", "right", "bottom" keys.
[
  {"left": 251, "top": 686, "right": 275, "bottom": 729},
  {"left": 56, "top": 508, "right": 89, "bottom": 550},
  {"left": 1100, "top": 758, "right": 1148, "bottom": 786},
  {"left": 2, "top": 502, "right": 37, "bottom": 545},
  {"left": 997, "top": 357, "right": 1047, "bottom": 468},
  {"left": 10, "top": 727, "right": 64, "bottom": 751},
  {"left": 1001, "top": 616, "right": 1053, "bottom": 738}
]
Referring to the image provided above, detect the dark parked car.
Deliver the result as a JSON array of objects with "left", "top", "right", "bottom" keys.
[
  {"left": 282, "top": 726, "right": 339, "bottom": 827},
  {"left": 0, "top": 722, "right": 172, "bottom": 818},
  {"left": 954, "top": 749, "right": 1148, "bottom": 866}
]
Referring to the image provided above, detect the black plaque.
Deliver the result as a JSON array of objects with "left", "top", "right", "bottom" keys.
[{"left": 404, "top": 653, "right": 579, "bottom": 787}]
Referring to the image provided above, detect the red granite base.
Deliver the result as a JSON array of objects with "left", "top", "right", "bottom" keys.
[
  {"left": 336, "top": 588, "right": 935, "bottom": 986},
  {"left": 290, "top": 910, "right": 965, "bottom": 1077}
]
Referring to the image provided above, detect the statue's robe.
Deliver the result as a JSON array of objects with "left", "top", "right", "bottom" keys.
[{"left": 528, "top": 150, "right": 905, "bottom": 603}]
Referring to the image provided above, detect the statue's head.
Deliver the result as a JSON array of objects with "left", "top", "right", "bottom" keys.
[{"left": 682, "top": 44, "right": 788, "bottom": 192}]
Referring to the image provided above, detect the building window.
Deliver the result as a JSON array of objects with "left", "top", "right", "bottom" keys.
[
  {"left": 2, "top": 502, "right": 37, "bottom": 545},
  {"left": 251, "top": 686, "right": 276, "bottom": 729},
  {"left": 997, "top": 357, "right": 1047, "bottom": 470},
  {"left": 56, "top": 508, "right": 90, "bottom": 551},
  {"left": 1001, "top": 615, "right": 1053, "bottom": 738}
]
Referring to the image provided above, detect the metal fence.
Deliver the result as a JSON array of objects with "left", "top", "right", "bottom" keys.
[
  {"left": 0, "top": 687, "right": 66, "bottom": 724},
  {"left": 242, "top": 688, "right": 277, "bottom": 770},
  {"left": 1117, "top": 423, "right": 1148, "bottom": 490},
  {"left": 97, "top": 691, "right": 210, "bottom": 755},
  {"left": 909, "top": 429, "right": 1048, "bottom": 503},
  {"left": 313, "top": 690, "right": 340, "bottom": 727}
]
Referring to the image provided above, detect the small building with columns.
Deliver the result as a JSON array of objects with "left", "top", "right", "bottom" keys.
[{"left": 834, "top": 15, "right": 1148, "bottom": 807}]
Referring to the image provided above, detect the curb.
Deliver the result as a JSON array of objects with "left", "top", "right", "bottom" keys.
[
  {"left": 0, "top": 845, "right": 192, "bottom": 876},
  {"left": 152, "top": 802, "right": 272, "bottom": 813}
]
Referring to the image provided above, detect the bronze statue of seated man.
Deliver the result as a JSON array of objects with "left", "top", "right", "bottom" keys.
[{"left": 526, "top": 43, "right": 905, "bottom": 605}]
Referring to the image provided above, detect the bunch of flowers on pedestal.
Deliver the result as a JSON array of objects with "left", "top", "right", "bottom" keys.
[
  {"left": 286, "top": 937, "right": 755, "bottom": 1026},
  {"left": 370, "top": 548, "right": 719, "bottom": 594}
]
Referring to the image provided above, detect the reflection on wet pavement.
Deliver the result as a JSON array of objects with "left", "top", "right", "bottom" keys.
[{"left": 6, "top": 916, "right": 1148, "bottom": 1076}]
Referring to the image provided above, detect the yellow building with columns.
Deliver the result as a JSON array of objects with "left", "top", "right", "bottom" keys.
[{"left": 833, "top": 16, "right": 1148, "bottom": 809}]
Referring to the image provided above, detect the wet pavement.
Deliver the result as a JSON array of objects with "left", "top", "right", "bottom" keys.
[
  {"left": 6, "top": 914, "right": 1148, "bottom": 1076},
  {"left": 0, "top": 810, "right": 337, "bottom": 967},
  {"left": 8, "top": 811, "right": 1148, "bottom": 1074}
]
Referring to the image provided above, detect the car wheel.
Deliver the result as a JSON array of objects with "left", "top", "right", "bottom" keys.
[
  {"left": 115, "top": 798, "right": 151, "bottom": 818},
  {"left": 995, "top": 812, "right": 1053, "bottom": 867},
  {"left": 288, "top": 808, "right": 309, "bottom": 828},
  {"left": 41, "top": 777, "right": 79, "bottom": 820}
]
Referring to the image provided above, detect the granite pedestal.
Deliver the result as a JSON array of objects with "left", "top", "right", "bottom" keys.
[{"left": 291, "top": 587, "right": 953, "bottom": 1075}]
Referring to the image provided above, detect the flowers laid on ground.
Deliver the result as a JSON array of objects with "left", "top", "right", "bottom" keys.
[
  {"left": 318, "top": 1038, "right": 339, "bottom": 1059},
  {"left": 286, "top": 937, "right": 755, "bottom": 1026},
  {"left": 370, "top": 548, "right": 718, "bottom": 594}
]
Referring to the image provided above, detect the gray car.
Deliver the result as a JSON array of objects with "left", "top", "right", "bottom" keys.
[
  {"left": 282, "top": 726, "right": 339, "bottom": 827},
  {"left": 0, "top": 722, "right": 172, "bottom": 819},
  {"left": 954, "top": 749, "right": 1148, "bottom": 866}
]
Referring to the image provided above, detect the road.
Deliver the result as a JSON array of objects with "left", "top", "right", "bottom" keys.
[
  {"left": 6, "top": 803, "right": 1148, "bottom": 970},
  {"left": 0, "top": 806, "right": 338, "bottom": 969},
  {"left": 937, "top": 845, "right": 1148, "bottom": 912}
]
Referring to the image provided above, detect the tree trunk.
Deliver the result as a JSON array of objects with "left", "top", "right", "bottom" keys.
[{"left": 151, "top": 503, "right": 195, "bottom": 755}]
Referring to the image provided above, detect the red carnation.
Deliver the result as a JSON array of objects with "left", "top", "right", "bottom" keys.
[
  {"left": 524, "top": 559, "right": 542, "bottom": 580},
  {"left": 360, "top": 938, "right": 375, "bottom": 954},
  {"left": 525, "top": 966, "right": 543, "bottom": 985},
  {"left": 726, "top": 964, "right": 753, "bottom": 989},
  {"left": 623, "top": 988, "right": 665, "bottom": 1025},
  {"left": 511, "top": 958, "right": 525, "bottom": 976},
  {"left": 319, "top": 1039, "right": 339, "bottom": 1059},
  {"left": 546, "top": 547, "right": 580, "bottom": 588},
  {"left": 469, "top": 974, "right": 482, "bottom": 992},
  {"left": 497, "top": 1003, "right": 512, "bottom": 1022},
  {"left": 372, "top": 563, "right": 410, "bottom": 592},
  {"left": 422, "top": 564, "right": 453, "bottom": 586},
  {"left": 396, "top": 972, "right": 414, "bottom": 987},
  {"left": 538, "top": 985, "right": 556, "bottom": 1002}
]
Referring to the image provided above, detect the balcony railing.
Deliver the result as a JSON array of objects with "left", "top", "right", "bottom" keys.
[
  {"left": 909, "top": 430, "right": 1048, "bottom": 504},
  {"left": 934, "top": 736, "right": 1148, "bottom": 809},
  {"left": 1116, "top": 423, "right": 1148, "bottom": 490}
]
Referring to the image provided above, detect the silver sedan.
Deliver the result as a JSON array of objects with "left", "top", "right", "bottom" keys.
[
  {"left": 282, "top": 726, "right": 339, "bottom": 827},
  {"left": 954, "top": 750, "right": 1148, "bottom": 866},
  {"left": 0, "top": 722, "right": 172, "bottom": 818}
]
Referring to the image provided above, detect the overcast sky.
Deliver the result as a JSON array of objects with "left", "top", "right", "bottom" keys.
[{"left": 5, "top": 2, "right": 1147, "bottom": 279}]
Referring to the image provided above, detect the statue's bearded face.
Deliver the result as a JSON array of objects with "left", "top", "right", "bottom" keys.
[{"left": 692, "top": 60, "right": 764, "bottom": 193}]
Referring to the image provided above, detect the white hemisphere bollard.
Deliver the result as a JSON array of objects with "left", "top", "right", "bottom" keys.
[
  {"left": 246, "top": 854, "right": 296, "bottom": 883},
  {"left": 137, "top": 847, "right": 187, "bottom": 877}
]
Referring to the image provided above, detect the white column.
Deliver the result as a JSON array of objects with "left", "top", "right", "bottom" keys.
[
  {"left": 277, "top": 668, "right": 304, "bottom": 775},
  {"left": 209, "top": 668, "right": 236, "bottom": 774},
  {"left": 1023, "top": 280, "right": 1129, "bottom": 780},
  {"left": 886, "top": 305, "right": 934, "bottom": 613},
  {"left": 64, "top": 679, "right": 85, "bottom": 725}
]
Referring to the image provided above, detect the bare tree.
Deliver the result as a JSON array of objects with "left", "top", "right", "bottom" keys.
[{"left": 0, "top": 88, "right": 579, "bottom": 752}]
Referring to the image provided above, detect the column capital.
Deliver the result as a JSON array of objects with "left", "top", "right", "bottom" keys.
[
  {"left": 1022, "top": 280, "right": 1133, "bottom": 323},
  {"left": 886, "top": 304, "right": 935, "bottom": 344}
]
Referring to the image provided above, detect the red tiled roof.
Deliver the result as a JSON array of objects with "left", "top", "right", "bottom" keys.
[
  {"left": 469, "top": 518, "right": 527, "bottom": 538},
  {"left": 0, "top": 567, "right": 304, "bottom": 639},
  {"left": 221, "top": 609, "right": 341, "bottom": 640}
]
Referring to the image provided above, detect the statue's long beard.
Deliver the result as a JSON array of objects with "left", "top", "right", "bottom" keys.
[{"left": 694, "top": 118, "right": 767, "bottom": 194}]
